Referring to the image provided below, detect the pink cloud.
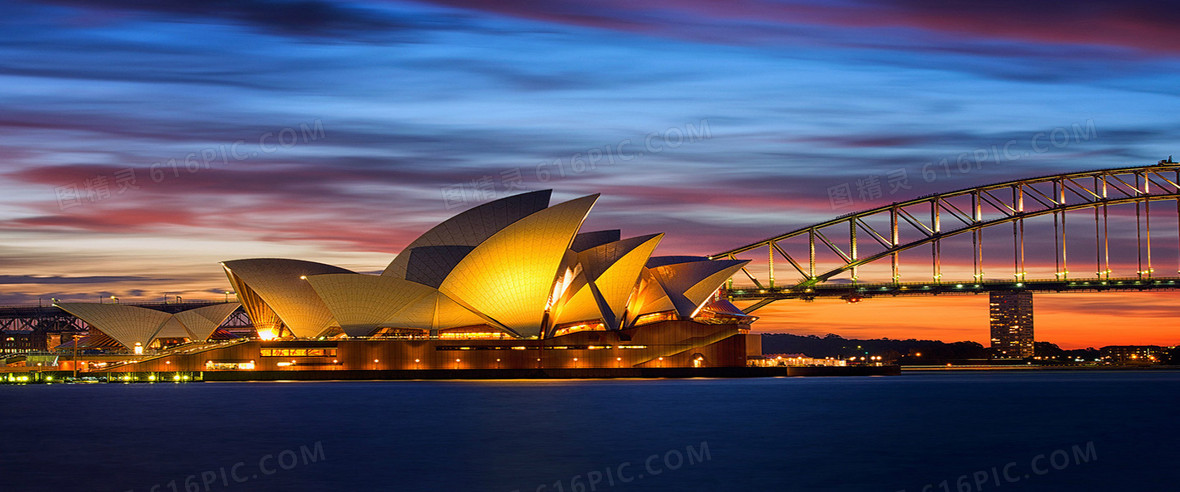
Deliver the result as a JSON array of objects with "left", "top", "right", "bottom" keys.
[{"left": 424, "top": 0, "right": 1180, "bottom": 55}]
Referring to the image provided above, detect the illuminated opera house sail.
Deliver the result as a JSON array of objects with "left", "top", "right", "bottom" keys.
[{"left": 58, "top": 190, "right": 761, "bottom": 372}]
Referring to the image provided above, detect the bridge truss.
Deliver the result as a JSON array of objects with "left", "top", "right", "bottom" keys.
[{"left": 711, "top": 161, "right": 1180, "bottom": 311}]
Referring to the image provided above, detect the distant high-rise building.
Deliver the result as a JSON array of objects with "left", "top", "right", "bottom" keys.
[{"left": 990, "top": 291, "right": 1033, "bottom": 359}]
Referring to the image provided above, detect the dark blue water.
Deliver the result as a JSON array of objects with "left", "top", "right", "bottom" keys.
[{"left": 1, "top": 372, "right": 1177, "bottom": 492}]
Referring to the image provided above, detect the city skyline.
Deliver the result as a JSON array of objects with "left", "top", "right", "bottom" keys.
[{"left": 3, "top": 1, "right": 1180, "bottom": 349}]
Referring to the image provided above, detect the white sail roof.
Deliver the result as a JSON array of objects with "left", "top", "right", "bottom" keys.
[
  {"left": 553, "top": 234, "right": 663, "bottom": 329},
  {"left": 54, "top": 302, "right": 241, "bottom": 348},
  {"left": 221, "top": 259, "right": 353, "bottom": 338},
  {"left": 644, "top": 257, "right": 749, "bottom": 318},
  {"left": 438, "top": 194, "right": 598, "bottom": 337},
  {"left": 305, "top": 273, "right": 486, "bottom": 336},
  {"left": 55, "top": 303, "right": 173, "bottom": 349},
  {"left": 174, "top": 303, "right": 242, "bottom": 340},
  {"left": 383, "top": 190, "right": 552, "bottom": 279}
]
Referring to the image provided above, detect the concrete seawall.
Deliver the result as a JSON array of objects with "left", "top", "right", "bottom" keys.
[
  {"left": 200, "top": 365, "right": 900, "bottom": 381},
  {"left": 3, "top": 365, "right": 899, "bottom": 383}
]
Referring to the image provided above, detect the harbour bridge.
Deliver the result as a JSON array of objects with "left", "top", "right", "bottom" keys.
[{"left": 711, "top": 160, "right": 1180, "bottom": 313}]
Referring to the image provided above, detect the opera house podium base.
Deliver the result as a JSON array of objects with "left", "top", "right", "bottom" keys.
[{"left": 91, "top": 320, "right": 779, "bottom": 379}]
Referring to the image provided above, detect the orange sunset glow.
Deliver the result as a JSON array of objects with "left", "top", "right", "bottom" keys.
[{"left": 744, "top": 292, "right": 1180, "bottom": 349}]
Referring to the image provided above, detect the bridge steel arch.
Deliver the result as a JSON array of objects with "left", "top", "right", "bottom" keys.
[{"left": 710, "top": 162, "right": 1180, "bottom": 309}]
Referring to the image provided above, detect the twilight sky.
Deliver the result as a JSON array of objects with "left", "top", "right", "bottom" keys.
[{"left": 2, "top": 0, "right": 1179, "bottom": 348}]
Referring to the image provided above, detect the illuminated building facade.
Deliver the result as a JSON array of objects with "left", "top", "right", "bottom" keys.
[
  {"left": 59, "top": 190, "right": 760, "bottom": 372},
  {"left": 1, "top": 329, "right": 47, "bottom": 354},
  {"left": 1101, "top": 345, "right": 1167, "bottom": 364},
  {"left": 989, "top": 290, "right": 1034, "bottom": 359}
]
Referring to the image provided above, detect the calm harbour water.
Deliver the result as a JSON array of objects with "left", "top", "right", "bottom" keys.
[{"left": 0, "top": 371, "right": 1177, "bottom": 492}]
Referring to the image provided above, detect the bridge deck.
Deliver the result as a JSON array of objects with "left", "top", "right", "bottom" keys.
[{"left": 727, "top": 276, "right": 1180, "bottom": 302}]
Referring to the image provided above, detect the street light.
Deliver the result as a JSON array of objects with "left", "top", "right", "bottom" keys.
[{"left": 70, "top": 332, "right": 80, "bottom": 379}]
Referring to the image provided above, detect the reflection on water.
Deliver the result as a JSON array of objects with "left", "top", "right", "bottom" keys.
[{"left": 0, "top": 372, "right": 1177, "bottom": 491}]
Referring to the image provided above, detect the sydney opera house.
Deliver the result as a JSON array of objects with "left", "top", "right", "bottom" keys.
[{"left": 55, "top": 191, "right": 760, "bottom": 375}]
